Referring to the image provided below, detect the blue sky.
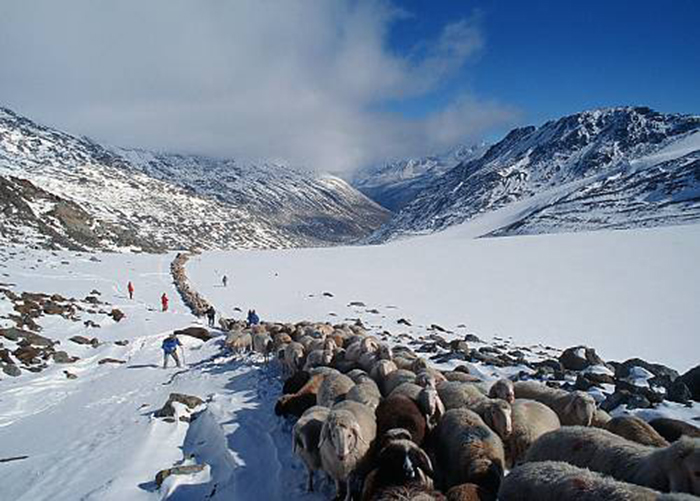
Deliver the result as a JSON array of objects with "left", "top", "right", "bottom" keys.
[
  {"left": 1, "top": 0, "right": 697, "bottom": 171},
  {"left": 387, "top": 0, "right": 700, "bottom": 129}
]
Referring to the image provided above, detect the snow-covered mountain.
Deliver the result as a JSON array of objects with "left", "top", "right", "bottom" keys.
[
  {"left": 0, "top": 107, "right": 390, "bottom": 251},
  {"left": 351, "top": 143, "right": 487, "bottom": 211},
  {"left": 368, "top": 107, "right": 700, "bottom": 242}
]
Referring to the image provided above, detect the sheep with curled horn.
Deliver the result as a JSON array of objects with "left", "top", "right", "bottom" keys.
[{"left": 361, "top": 431, "right": 435, "bottom": 501}]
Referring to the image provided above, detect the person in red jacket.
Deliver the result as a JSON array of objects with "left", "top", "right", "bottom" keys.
[
  {"left": 127, "top": 281, "right": 134, "bottom": 300},
  {"left": 161, "top": 293, "right": 169, "bottom": 312}
]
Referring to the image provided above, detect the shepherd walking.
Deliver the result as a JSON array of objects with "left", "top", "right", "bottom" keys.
[
  {"left": 161, "top": 333, "right": 182, "bottom": 368},
  {"left": 127, "top": 281, "right": 134, "bottom": 300},
  {"left": 161, "top": 293, "right": 169, "bottom": 312}
]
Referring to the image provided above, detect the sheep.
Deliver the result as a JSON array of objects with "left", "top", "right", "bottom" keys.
[
  {"left": 275, "top": 373, "right": 324, "bottom": 417},
  {"left": 347, "top": 380, "right": 382, "bottom": 410},
  {"left": 524, "top": 426, "right": 700, "bottom": 495},
  {"left": 370, "top": 359, "right": 398, "bottom": 384},
  {"left": 432, "top": 408, "right": 505, "bottom": 494},
  {"left": 293, "top": 406, "right": 330, "bottom": 492},
  {"left": 272, "top": 332, "right": 292, "bottom": 351},
  {"left": 650, "top": 418, "right": 700, "bottom": 443},
  {"left": 317, "top": 372, "right": 356, "bottom": 408},
  {"left": 376, "top": 395, "right": 428, "bottom": 446},
  {"left": 382, "top": 370, "right": 417, "bottom": 397},
  {"left": 443, "top": 371, "right": 482, "bottom": 383},
  {"left": 252, "top": 331, "right": 273, "bottom": 361},
  {"left": 417, "top": 386, "right": 445, "bottom": 431},
  {"left": 320, "top": 400, "right": 377, "bottom": 501},
  {"left": 437, "top": 381, "right": 486, "bottom": 410},
  {"left": 347, "top": 369, "right": 372, "bottom": 384},
  {"left": 361, "top": 438, "right": 435, "bottom": 501},
  {"left": 446, "top": 483, "right": 496, "bottom": 501},
  {"left": 390, "top": 382, "right": 424, "bottom": 401},
  {"left": 591, "top": 408, "right": 612, "bottom": 427},
  {"left": 282, "top": 370, "right": 311, "bottom": 395},
  {"left": 604, "top": 416, "right": 670, "bottom": 447},
  {"left": 499, "top": 461, "right": 700, "bottom": 501},
  {"left": 501, "top": 399, "right": 561, "bottom": 468},
  {"left": 488, "top": 379, "right": 515, "bottom": 403},
  {"left": 283, "top": 342, "right": 305, "bottom": 376},
  {"left": 393, "top": 356, "right": 418, "bottom": 372},
  {"left": 469, "top": 398, "right": 513, "bottom": 440},
  {"left": 303, "top": 348, "right": 334, "bottom": 371},
  {"left": 225, "top": 331, "right": 252, "bottom": 355},
  {"left": 513, "top": 380, "right": 595, "bottom": 426}
]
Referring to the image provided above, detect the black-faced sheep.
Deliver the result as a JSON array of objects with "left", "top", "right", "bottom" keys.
[
  {"left": 499, "top": 461, "right": 699, "bottom": 500},
  {"left": 525, "top": 426, "right": 700, "bottom": 495},
  {"left": 650, "top": 418, "right": 700, "bottom": 443},
  {"left": 282, "top": 370, "right": 310, "bottom": 395},
  {"left": 604, "top": 416, "right": 670, "bottom": 447},
  {"left": 513, "top": 380, "right": 595, "bottom": 426},
  {"left": 376, "top": 395, "right": 427, "bottom": 446},
  {"left": 318, "top": 372, "right": 356, "bottom": 408},
  {"left": 501, "top": 399, "right": 561, "bottom": 468},
  {"left": 432, "top": 408, "right": 505, "bottom": 495},
  {"left": 361, "top": 438, "right": 435, "bottom": 501},
  {"left": 320, "top": 400, "right": 377, "bottom": 501},
  {"left": 293, "top": 405, "right": 330, "bottom": 492}
]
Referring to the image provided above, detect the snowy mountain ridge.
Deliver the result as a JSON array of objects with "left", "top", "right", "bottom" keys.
[
  {"left": 0, "top": 107, "right": 390, "bottom": 251},
  {"left": 351, "top": 143, "right": 488, "bottom": 211},
  {"left": 368, "top": 106, "right": 700, "bottom": 242}
]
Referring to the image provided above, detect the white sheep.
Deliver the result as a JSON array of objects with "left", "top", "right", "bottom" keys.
[
  {"left": 502, "top": 399, "right": 561, "bottom": 468},
  {"left": 346, "top": 380, "right": 382, "bottom": 410},
  {"left": 292, "top": 405, "right": 330, "bottom": 492},
  {"left": 283, "top": 342, "right": 305, "bottom": 376},
  {"left": 499, "top": 460, "right": 699, "bottom": 500},
  {"left": 513, "top": 380, "right": 595, "bottom": 426},
  {"left": 525, "top": 426, "right": 700, "bottom": 495},
  {"left": 303, "top": 348, "right": 334, "bottom": 371},
  {"left": 320, "top": 400, "right": 377, "bottom": 501},
  {"left": 437, "top": 381, "right": 487, "bottom": 410}
]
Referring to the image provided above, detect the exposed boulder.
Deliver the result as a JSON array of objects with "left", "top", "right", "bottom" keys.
[
  {"left": 97, "top": 358, "right": 126, "bottom": 365},
  {"left": 173, "top": 326, "right": 212, "bottom": 341},
  {"left": 155, "top": 464, "right": 207, "bottom": 488},
  {"left": 109, "top": 309, "right": 125, "bottom": 322},
  {"left": 679, "top": 365, "right": 700, "bottom": 402},
  {"left": 559, "top": 346, "right": 605, "bottom": 371}
]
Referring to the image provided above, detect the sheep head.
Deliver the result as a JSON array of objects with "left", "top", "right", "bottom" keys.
[
  {"left": 377, "top": 343, "right": 393, "bottom": 361},
  {"left": 487, "top": 399, "right": 513, "bottom": 438},
  {"left": 377, "top": 439, "right": 434, "bottom": 484},
  {"left": 489, "top": 379, "right": 515, "bottom": 404},
  {"left": 669, "top": 437, "right": 700, "bottom": 495},
  {"left": 565, "top": 392, "right": 596, "bottom": 426},
  {"left": 323, "top": 413, "right": 364, "bottom": 461}
]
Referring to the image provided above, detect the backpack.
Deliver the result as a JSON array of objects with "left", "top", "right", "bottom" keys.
[{"left": 162, "top": 337, "right": 178, "bottom": 353}]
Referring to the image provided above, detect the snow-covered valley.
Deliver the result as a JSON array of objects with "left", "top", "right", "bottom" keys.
[{"left": 1, "top": 220, "right": 698, "bottom": 500}]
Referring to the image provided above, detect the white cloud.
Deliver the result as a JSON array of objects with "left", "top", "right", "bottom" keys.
[{"left": 0, "top": 0, "right": 517, "bottom": 172}]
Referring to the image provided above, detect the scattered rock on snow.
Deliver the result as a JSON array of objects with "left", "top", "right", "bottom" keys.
[
  {"left": 559, "top": 345, "right": 605, "bottom": 371},
  {"left": 97, "top": 358, "right": 126, "bottom": 365},
  {"left": 109, "top": 309, "right": 125, "bottom": 322},
  {"left": 155, "top": 464, "right": 207, "bottom": 488},
  {"left": 173, "top": 326, "right": 212, "bottom": 341},
  {"left": 1, "top": 362, "right": 21, "bottom": 377},
  {"left": 679, "top": 365, "right": 700, "bottom": 402}
]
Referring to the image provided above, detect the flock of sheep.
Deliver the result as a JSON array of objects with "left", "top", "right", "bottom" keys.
[
  {"left": 171, "top": 253, "right": 211, "bottom": 317},
  {"left": 219, "top": 319, "right": 700, "bottom": 500}
]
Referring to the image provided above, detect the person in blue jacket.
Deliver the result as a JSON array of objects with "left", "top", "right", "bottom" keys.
[
  {"left": 162, "top": 333, "right": 182, "bottom": 368},
  {"left": 247, "top": 309, "right": 260, "bottom": 326}
]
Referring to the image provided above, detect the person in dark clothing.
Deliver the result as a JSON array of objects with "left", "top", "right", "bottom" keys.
[
  {"left": 247, "top": 309, "right": 260, "bottom": 326},
  {"left": 222, "top": 275, "right": 228, "bottom": 287},
  {"left": 162, "top": 333, "right": 182, "bottom": 368},
  {"left": 206, "top": 305, "right": 216, "bottom": 327}
]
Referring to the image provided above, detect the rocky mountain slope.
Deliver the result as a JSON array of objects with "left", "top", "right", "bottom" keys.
[
  {"left": 0, "top": 107, "right": 390, "bottom": 252},
  {"left": 368, "top": 107, "right": 700, "bottom": 242},
  {"left": 351, "top": 144, "right": 487, "bottom": 212}
]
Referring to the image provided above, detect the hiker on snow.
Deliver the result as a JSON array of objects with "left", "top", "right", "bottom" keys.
[
  {"left": 222, "top": 275, "right": 228, "bottom": 287},
  {"left": 127, "top": 281, "right": 134, "bottom": 300},
  {"left": 162, "top": 333, "right": 182, "bottom": 368},
  {"left": 206, "top": 305, "right": 216, "bottom": 327},
  {"left": 247, "top": 309, "right": 260, "bottom": 326},
  {"left": 161, "top": 293, "right": 169, "bottom": 312}
]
